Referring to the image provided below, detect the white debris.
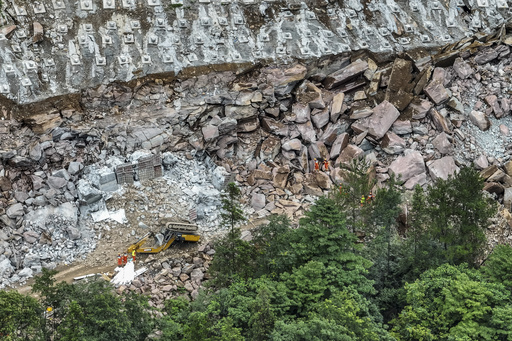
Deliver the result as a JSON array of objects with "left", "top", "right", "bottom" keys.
[
  {"left": 109, "top": 209, "right": 127, "bottom": 224},
  {"left": 91, "top": 207, "right": 110, "bottom": 222},
  {"left": 111, "top": 261, "right": 136, "bottom": 286},
  {"left": 135, "top": 267, "right": 148, "bottom": 277}
]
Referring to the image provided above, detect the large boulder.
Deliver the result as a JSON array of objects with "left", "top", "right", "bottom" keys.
[
  {"left": 323, "top": 59, "right": 369, "bottom": 90},
  {"left": 469, "top": 111, "right": 490, "bottom": 131},
  {"left": 381, "top": 132, "right": 406, "bottom": 155},
  {"left": 388, "top": 150, "right": 425, "bottom": 183},
  {"left": 406, "top": 98, "right": 432, "bottom": 120},
  {"left": 329, "top": 133, "right": 350, "bottom": 159},
  {"left": 0, "top": 258, "right": 14, "bottom": 278},
  {"left": 452, "top": 57, "right": 473, "bottom": 79},
  {"left": 351, "top": 101, "right": 400, "bottom": 140},
  {"left": 282, "top": 139, "right": 303, "bottom": 152},
  {"left": 251, "top": 193, "right": 266, "bottom": 211},
  {"left": 335, "top": 144, "right": 364, "bottom": 166},
  {"left": 6, "top": 203, "right": 24, "bottom": 218},
  {"left": 311, "top": 108, "right": 330, "bottom": 129},
  {"left": 265, "top": 64, "right": 307, "bottom": 96},
  {"left": 330, "top": 93, "right": 345, "bottom": 121},
  {"left": 427, "top": 156, "right": 460, "bottom": 181},
  {"left": 424, "top": 78, "right": 451, "bottom": 105},
  {"left": 202, "top": 125, "right": 219, "bottom": 142},
  {"left": 260, "top": 136, "right": 281, "bottom": 161},
  {"left": 432, "top": 132, "right": 453, "bottom": 154}
]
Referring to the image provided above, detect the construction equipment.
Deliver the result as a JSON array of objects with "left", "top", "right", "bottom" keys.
[{"left": 127, "top": 222, "right": 200, "bottom": 254}]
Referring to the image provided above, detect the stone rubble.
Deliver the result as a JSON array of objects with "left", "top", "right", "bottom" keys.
[{"left": 3, "top": 26, "right": 512, "bottom": 295}]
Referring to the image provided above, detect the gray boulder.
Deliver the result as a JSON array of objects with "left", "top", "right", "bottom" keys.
[
  {"left": 427, "top": 156, "right": 460, "bottom": 181},
  {"left": 351, "top": 101, "right": 400, "bottom": 140},
  {"left": 469, "top": 111, "right": 490, "bottom": 131},
  {"left": 0, "top": 258, "right": 14, "bottom": 278},
  {"left": 251, "top": 193, "right": 266, "bottom": 211},
  {"left": 452, "top": 58, "right": 473, "bottom": 79},
  {"left": 6, "top": 203, "right": 24, "bottom": 218},
  {"left": 68, "top": 161, "right": 84, "bottom": 175},
  {"left": 432, "top": 132, "right": 453, "bottom": 154},
  {"left": 18, "top": 267, "right": 34, "bottom": 278},
  {"left": 388, "top": 150, "right": 425, "bottom": 183}
]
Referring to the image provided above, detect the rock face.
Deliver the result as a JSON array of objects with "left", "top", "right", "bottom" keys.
[{"left": 0, "top": 0, "right": 507, "bottom": 106}]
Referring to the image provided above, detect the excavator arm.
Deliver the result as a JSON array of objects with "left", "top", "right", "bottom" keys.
[
  {"left": 136, "top": 230, "right": 177, "bottom": 254},
  {"left": 127, "top": 232, "right": 153, "bottom": 254},
  {"left": 126, "top": 222, "right": 201, "bottom": 254}
]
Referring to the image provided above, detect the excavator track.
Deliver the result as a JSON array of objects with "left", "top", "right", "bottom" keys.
[{"left": 165, "top": 221, "right": 199, "bottom": 233}]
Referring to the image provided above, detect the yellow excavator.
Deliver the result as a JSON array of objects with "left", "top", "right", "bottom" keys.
[{"left": 127, "top": 222, "right": 200, "bottom": 254}]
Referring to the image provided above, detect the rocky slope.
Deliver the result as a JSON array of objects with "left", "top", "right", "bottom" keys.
[
  {"left": 0, "top": 0, "right": 509, "bottom": 104},
  {"left": 3, "top": 25, "right": 512, "bottom": 296}
]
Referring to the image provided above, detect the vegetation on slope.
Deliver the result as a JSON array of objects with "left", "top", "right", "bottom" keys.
[{"left": 2, "top": 165, "right": 510, "bottom": 340}]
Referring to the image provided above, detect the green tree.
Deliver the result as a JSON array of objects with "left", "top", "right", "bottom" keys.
[
  {"left": 330, "top": 158, "right": 376, "bottom": 233},
  {"left": 209, "top": 182, "right": 255, "bottom": 287},
  {"left": 391, "top": 263, "right": 512, "bottom": 340},
  {"left": 483, "top": 244, "right": 512, "bottom": 290},
  {"left": 32, "top": 271, "right": 154, "bottom": 341},
  {"left": 252, "top": 215, "right": 291, "bottom": 278},
  {"left": 208, "top": 227, "right": 256, "bottom": 288},
  {"left": 271, "top": 289, "right": 393, "bottom": 341},
  {"left": 401, "top": 184, "right": 443, "bottom": 280},
  {"left": 0, "top": 290, "right": 42, "bottom": 340},
  {"left": 57, "top": 301, "right": 85, "bottom": 341},
  {"left": 369, "top": 175, "right": 402, "bottom": 280},
  {"left": 248, "top": 285, "right": 276, "bottom": 341},
  {"left": 410, "top": 166, "right": 496, "bottom": 265},
  {"left": 275, "top": 197, "right": 374, "bottom": 296},
  {"left": 220, "top": 182, "right": 246, "bottom": 232}
]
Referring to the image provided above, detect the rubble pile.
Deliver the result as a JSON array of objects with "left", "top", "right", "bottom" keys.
[
  {"left": 3, "top": 25, "right": 512, "bottom": 293},
  {"left": 115, "top": 243, "right": 216, "bottom": 308},
  {"left": 0, "top": 148, "right": 228, "bottom": 288}
]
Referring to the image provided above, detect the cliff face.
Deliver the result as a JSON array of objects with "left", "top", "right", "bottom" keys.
[{"left": 0, "top": 0, "right": 510, "bottom": 105}]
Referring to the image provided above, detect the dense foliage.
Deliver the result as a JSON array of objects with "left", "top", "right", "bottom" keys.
[{"left": 2, "top": 166, "right": 509, "bottom": 340}]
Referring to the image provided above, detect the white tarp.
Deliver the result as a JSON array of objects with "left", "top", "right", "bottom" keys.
[{"left": 110, "top": 261, "right": 135, "bottom": 285}]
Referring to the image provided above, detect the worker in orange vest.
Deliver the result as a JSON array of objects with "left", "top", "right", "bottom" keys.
[
  {"left": 122, "top": 253, "right": 128, "bottom": 265},
  {"left": 117, "top": 254, "right": 122, "bottom": 267},
  {"left": 314, "top": 158, "right": 319, "bottom": 172},
  {"left": 367, "top": 191, "right": 375, "bottom": 203},
  {"left": 323, "top": 159, "right": 329, "bottom": 171}
]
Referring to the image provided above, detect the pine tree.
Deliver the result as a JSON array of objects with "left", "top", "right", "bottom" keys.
[
  {"left": 220, "top": 182, "right": 246, "bottom": 232},
  {"left": 209, "top": 182, "right": 254, "bottom": 287}
]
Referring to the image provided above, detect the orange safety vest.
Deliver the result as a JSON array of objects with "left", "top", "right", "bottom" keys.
[
  {"left": 314, "top": 161, "right": 319, "bottom": 170},
  {"left": 323, "top": 160, "right": 329, "bottom": 171}
]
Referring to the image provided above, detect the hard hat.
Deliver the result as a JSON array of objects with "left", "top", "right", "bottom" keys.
[
  {"left": 314, "top": 158, "right": 317, "bottom": 160},
  {"left": 46, "top": 307, "right": 52, "bottom": 312}
]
